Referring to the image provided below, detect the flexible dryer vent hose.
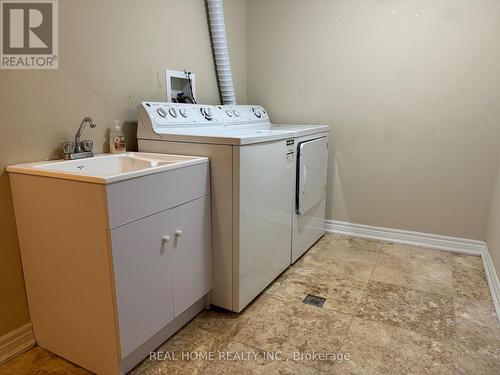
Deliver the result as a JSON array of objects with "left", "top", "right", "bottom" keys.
[{"left": 207, "top": 0, "right": 237, "bottom": 105}]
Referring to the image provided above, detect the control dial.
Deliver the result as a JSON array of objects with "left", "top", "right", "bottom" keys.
[
  {"left": 252, "top": 107, "right": 262, "bottom": 118},
  {"left": 179, "top": 109, "right": 188, "bottom": 118},
  {"left": 225, "top": 109, "right": 233, "bottom": 117},
  {"left": 168, "top": 107, "right": 177, "bottom": 118},
  {"left": 157, "top": 107, "right": 167, "bottom": 118},
  {"left": 232, "top": 109, "right": 240, "bottom": 117},
  {"left": 200, "top": 107, "right": 212, "bottom": 121}
]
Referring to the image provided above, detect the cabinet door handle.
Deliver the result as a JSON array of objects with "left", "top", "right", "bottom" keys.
[
  {"left": 162, "top": 235, "right": 171, "bottom": 243},
  {"left": 175, "top": 230, "right": 183, "bottom": 237}
]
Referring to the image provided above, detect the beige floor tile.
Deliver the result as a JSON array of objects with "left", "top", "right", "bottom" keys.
[
  {"left": 453, "top": 302, "right": 500, "bottom": 375},
  {"left": 0, "top": 346, "right": 91, "bottom": 375},
  {"left": 203, "top": 341, "right": 326, "bottom": 374},
  {"left": 380, "top": 242, "right": 452, "bottom": 260},
  {"left": 233, "top": 294, "right": 352, "bottom": 372},
  {"left": 452, "top": 254, "right": 493, "bottom": 305},
  {"left": 454, "top": 317, "right": 500, "bottom": 374},
  {"left": 129, "top": 323, "right": 229, "bottom": 375},
  {"left": 454, "top": 296, "right": 500, "bottom": 373},
  {"left": 336, "top": 317, "right": 456, "bottom": 375},
  {"left": 371, "top": 244, "right": 454, "bottom": 296},
  {"left": 131, "top": 294, "right": 274, "bottom": 374},
  {"left": 455, "top": 316, "right": 500, "bottom": 357},
  {"left": 312, "top": 234, "right": 385, "bottom": 253},
  {"left": 356, "top": 281, "right": 455, "bottom": 340},
  {"left": 265, "top": 265, "right": 365, "bottom": 314},
  {"left": 453, "top": 253, "right": 484, "bottom": 271},
  {"left": 456, "top": 351, "right": 500, "bottom": 375},
  {"left": 4, "top": 234, "right": 500, "bottom": 375},
  {"left": 296, "top": 235, "right": 380, "bottom": 289},
  {"left": 189, "top": 308, "right": 247, "bottom": 338},
  {"left": 455, "top": 297, "right": 498, "bottom": 329}
]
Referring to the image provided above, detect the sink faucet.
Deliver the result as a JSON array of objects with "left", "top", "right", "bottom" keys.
[
  {"left": 61, "top": 117, "right": 97, "bottom": 160},
  {"left": 75, "top": 117, "right": 97, "bottom": 152}
]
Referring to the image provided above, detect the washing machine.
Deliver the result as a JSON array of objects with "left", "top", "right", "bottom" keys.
[{"left": 137, "top": 102, "right": 329, "bottom": 312}]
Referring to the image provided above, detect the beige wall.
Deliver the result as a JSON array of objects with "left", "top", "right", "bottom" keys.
[
  {"left": 0, "top": 0, "right": 247, "bottom": 337},
  {"left": 247, "top": 0, "right": 500, "bottom": 240},
  {"left": 487, "top": 162, "right": 500, "bottom": 276}
]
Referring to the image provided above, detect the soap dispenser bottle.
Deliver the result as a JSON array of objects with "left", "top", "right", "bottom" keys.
[{"left": 110, "top": 120, "right": 126, "bottom": 153}]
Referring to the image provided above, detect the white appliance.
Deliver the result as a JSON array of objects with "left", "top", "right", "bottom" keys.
[
  {"left": 220, "top": 105, "right": 330, "bottom": 264},
  {"left": 137, "top": 103, "right": 329, "bottom": 312}
]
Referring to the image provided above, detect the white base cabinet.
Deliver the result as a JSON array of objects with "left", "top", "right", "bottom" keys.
[
  {"left": 112, "top": 196, "right": 212, "bottom": 358},
  {"left": 9, "top": 160, "right": 212, "bottom": 375}
]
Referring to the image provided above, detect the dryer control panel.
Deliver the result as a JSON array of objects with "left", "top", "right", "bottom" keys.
[{"left": 219, "top": 105, "right": 270, "bottom": 125}]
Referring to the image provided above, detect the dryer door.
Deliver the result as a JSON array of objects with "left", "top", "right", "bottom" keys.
[{"left": 297, "top": 137, "right": 328, "bottom": 214}]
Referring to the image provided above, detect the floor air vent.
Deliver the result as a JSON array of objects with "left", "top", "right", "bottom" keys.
[{"left": 303, "top": 294, "right": 326, "bottom": 308}]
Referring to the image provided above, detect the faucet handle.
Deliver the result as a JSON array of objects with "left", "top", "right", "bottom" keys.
[
  {"left": 62, "top": 142, "right": 75, "bottom": 154},
  {"left": 81, "top": 140, "right": 93, "bottom": 152}
]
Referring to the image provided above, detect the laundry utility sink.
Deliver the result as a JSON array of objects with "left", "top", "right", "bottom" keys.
[
  {"left": 8, "top": 149, "right": 211, "bottom": 374},
  {"left": 6, "top": 152, "right": 208, "bottom": 184}
]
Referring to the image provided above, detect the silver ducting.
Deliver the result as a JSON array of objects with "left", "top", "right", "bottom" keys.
[{"left": 207, "top": 0, "right": 237, "bottom": 105}]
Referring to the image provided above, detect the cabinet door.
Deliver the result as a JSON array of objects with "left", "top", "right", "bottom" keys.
[
  {"left": 171, "top": 196, "right": 212, "bottom": 316},
  {"left": 111, "top": 210, "right": 174, "bottom": 358}
]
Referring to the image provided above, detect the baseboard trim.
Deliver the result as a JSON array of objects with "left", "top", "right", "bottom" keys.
[
  {"left": 325, "top": 220, "right": 484, "bottom": 255},
  {"left": 325, "top": 220, "right": 500, "bottom": 321},
  {"left": 482, "top": 245, "right": 500, "bottom": 321},
  {"left": 0, "top": 323, "right": 36, "bottom": 366}
]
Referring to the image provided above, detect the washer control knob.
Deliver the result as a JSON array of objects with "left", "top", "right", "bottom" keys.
[
  {"left": 157, "top": 107, "right": 167, "bottom": 118},
  {"left": 233, "top": 109, "right": 240, "bottom": 117},
  {"left": 162, "top": 235, "right": 171, "bottom": 243},
  {"left": 175, "top": 229, "right": 183, "bottom": 237},
  {"left": 226, "top": 109, "right": 233, "bottom": 117},
  {"left": 168, "top": 107, "right": 177, "bottom": 118},
  {"left": 179, "top": 109, "right": 187, "bottom": 118},
  {"left": 200, "top": 107, "right": 212, "bottom": 121},
  {"left": 252, "top": 107, "right": 262, "bottom": 118}
]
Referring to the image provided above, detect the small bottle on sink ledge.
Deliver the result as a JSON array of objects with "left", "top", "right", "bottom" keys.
[{"left": 110, "top": 120, "right": 127, "bottom": 153}]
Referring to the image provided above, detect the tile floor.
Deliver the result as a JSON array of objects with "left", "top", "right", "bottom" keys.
[{"left": 1, "top": 234, "right": 499, "bottom": 374}]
